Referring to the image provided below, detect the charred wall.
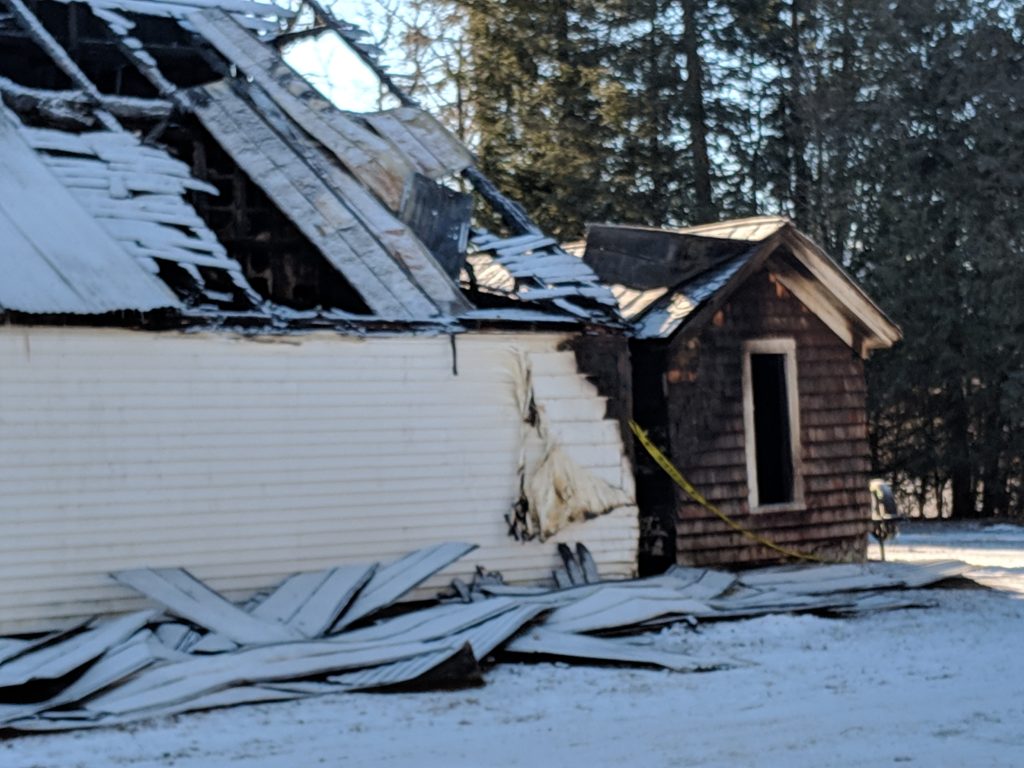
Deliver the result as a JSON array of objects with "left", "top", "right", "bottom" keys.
[{"left": 650, "top": 269, "right": 871, "bottom": 568}]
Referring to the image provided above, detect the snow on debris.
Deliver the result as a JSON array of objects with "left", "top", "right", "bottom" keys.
[
  {"left": 4, "top": 525, "right": 1023, "bottom": 767},
  {"left": 0, "top": 537, "right": 991, "bottom": 735}
]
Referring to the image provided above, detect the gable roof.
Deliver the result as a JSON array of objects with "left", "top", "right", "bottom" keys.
[
  {"left": 0, "top": 0, "right": 619, "bottom": 328},
  {"left": 583, "top": 217, "right": 902, "bottom": 357}
]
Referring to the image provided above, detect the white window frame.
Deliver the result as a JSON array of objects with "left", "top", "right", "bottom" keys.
[{"left": 741, "top": 338, "right": 805, "bottom": 513}]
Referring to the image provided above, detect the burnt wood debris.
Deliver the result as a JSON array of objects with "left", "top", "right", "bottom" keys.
[{"left": 0, "top": 542, "right": 972, "bottom": 733}]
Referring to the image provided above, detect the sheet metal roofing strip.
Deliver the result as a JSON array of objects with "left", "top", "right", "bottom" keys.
[
  {"left": 0, "top": 631, "right": 156, "bottom": 726},
  {"left": 505, "top": 628, "right": 733, "bottom": 672},
  {"left": 324, "top": 644, "right": 467, "bottom": 691},
  {"left": 253, "top": 564, "right": 376, "bottom": 638},
  {"left": 452, "top": 603, "right": 548, "bottom": 660},
  {"left": 111, "top": 568, "right": 302, "bottom": 645},
  {"left": 331, "top": 542, "right": 477, "bottom": 632},
  {"left": 0, "top": 611, "right": 154, "bottom": 689},
  {"left": 332, "top": 598, "right": 520, "bottom": 646}
]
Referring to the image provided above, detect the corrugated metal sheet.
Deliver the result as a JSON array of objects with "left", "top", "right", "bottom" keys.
[
  {"left": 0, "top": 328, "right": 638, "bottom": 634},
  {"left": 0, "top": 110, "right": 180, "bottom": 315}
]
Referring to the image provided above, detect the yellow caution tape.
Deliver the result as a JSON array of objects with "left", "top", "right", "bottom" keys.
[{"left": 629, "top": 420, "right": 829, "bottom": 564}]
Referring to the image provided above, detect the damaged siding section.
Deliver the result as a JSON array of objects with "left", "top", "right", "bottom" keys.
[
  {"left": 0, "top": 327, "right": 638, "bottom": 634},
  {"left": 507, "top": 349, "right": 634, "bottom": 540}
]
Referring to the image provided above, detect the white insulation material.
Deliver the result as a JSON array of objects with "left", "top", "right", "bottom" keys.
[
  {"left": 0, "top": 328, "right": 638, "bottom": 634},
  {"left": 507, "top": 350, "right": 633, "bottom": 540}
]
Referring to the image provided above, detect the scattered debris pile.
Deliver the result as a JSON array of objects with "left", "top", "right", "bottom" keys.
[{"left": 0, "top": 543, "right": 971, "bottom": 733}]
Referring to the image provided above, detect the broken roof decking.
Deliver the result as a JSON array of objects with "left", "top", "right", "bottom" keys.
[
  {"left": 0, "top": 108, "right": 181, "bottom": 314},
  {"left": 0, "top": 0, "right": 620, "bottom": 327},
  {"left": 584, "top": 217, "right": 902, "bottom": 356}
]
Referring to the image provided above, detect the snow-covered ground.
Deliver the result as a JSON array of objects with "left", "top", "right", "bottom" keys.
[{"left": 5, "top": 523, "right": 1023, "bottom": 768}]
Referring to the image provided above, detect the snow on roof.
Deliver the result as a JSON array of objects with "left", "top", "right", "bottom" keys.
[
  {"left": 0, "top": 0, "right": 619, "bottom": 327},
  {"left": 583, "top": 218, "right": 901, "bottom": 352},
  {"left": 52, "top": 0, "right": 295, "bottom": 31},
  {"left": 632, "top": 250, "right": 755, "bottom": 339},
  {"left": 0, "top": 108, "right": 181, "bottom": 315}
]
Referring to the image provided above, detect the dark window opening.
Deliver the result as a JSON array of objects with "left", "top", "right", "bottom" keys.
[
  {"left": 159, "top": 118, "right": 372, "bottom": 314},
  {"left": 751, "top": 353, "right": 794, "bottom": 505}
]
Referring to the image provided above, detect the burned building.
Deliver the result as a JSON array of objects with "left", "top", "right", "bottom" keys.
[
  {"left": 581, "top": 217, "right": 902, "bottom": 572},
  {"left": 0, "top": 0, "right": 638, "bottom": 633}
]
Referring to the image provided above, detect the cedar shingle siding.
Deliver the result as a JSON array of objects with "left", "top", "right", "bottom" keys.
[{"left": 666, "top": 270, "right": 871, "bottom": 567}]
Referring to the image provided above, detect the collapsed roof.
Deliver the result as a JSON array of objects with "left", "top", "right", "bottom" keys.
[
  {"left": 582, "top": 216, "right": 902, "bottom": 357},
  {"left": 0, "top": 0, "right": 621, "bottom": 328}
]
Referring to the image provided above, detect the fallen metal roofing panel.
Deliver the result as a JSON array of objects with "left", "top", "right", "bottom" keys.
[
  {"left": 83, "top": 636, "right": 457, "bottom": 716},
  {"left": 54, "top": 0, "right": 295, "bottom": 31},
  {"left": 332, "top": 542, "right": 477, "bottom": 632},
  {"left": 324, "top": 644, "right": 470, "bottom": 691},
  {"left": 543, "top": 587, "right": 710, "bottom": 634},
  {"left": 452, "top": 603, "right": 547, "bottom": 660},
  {"left": 252, "top": 563, "right": 376, "bottom": 638},
  {"left": 0, "top": 631, "right": 156, "bottom": 725},
  {"left": 112, "top": 568, "right": 301, "bottom": 645},
  {"left": 505, "top": 628, "right": 734, "bottom": 672},
  {"left": 0, "top": 611, "right": 153, "bottom": 689},
  {"left": 335, "top": 599, "right": 520, "bottom": 646}
]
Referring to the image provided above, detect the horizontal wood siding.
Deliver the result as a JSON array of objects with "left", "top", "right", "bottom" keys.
[
  {"left": 665, "top": 270, "right": 871, "bottom": 567},
  {"left": 0, "top": 328, "right": 637, "bottom": 633}
]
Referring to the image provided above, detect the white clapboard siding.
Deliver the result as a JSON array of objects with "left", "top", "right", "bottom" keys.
[{"left": 0, "top": 328, "right": 637, "bottom": 633}]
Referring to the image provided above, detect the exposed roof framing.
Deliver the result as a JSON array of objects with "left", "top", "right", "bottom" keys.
[
  {"left": 22, "top": 120, "right": 260, "bottom": 303},
  {"left": 184, "top": 9, "right": 470, "bottom": 318},
  {"left": 0, "top": 75, "right": 174, "bottom": 126},
  {"left": 0, "top": 0, "right": 622, "bottom": 328},
  {"left": 585, "top": 218, "right": 902, "bottom": 357},
  {"left": 270, "top": 0, "right": 622, "bottom": 323}
]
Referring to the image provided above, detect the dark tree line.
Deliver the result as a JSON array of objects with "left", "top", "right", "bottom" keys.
[{"left": 360, "top": 0, "right": 1024, "bottom": 518}]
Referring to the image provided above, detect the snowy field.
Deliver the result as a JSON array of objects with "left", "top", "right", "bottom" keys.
[{"left": 4, "top": 523, "right": 1023, "bottom": 768}]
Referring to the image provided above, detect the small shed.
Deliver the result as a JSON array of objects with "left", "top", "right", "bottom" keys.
[{"left": 582, "top": 217, "right": 902, "bottom": 571}]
